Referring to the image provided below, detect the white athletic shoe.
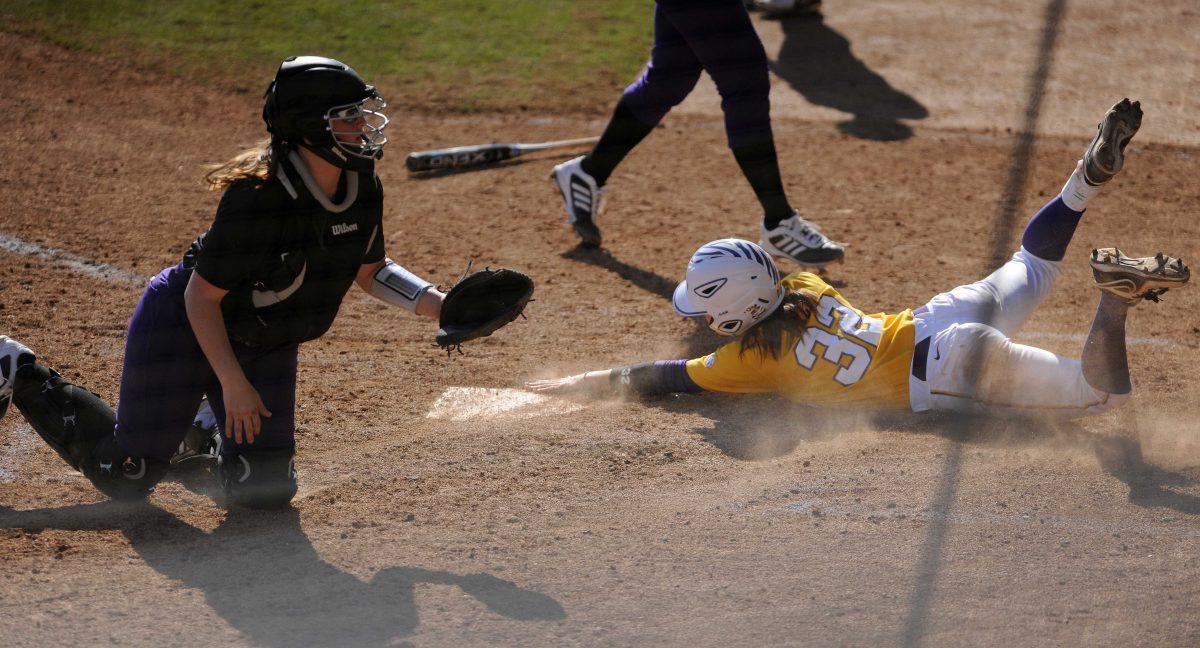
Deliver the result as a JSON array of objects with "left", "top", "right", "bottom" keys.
[
  {"left": 760, "top": 212, "right": 845, "bottom": 267},
  {"left": 550, "top": 155, "right": 606, "bottom": 248},
  {"left": 752, "top": 0, "right": 823, "bottom": 17},
  {"left": 171, "top": 397, "right": 222, "bottom": 469},
  {"left": 0, "top": 335, "right": 36, "bottom": 419}
]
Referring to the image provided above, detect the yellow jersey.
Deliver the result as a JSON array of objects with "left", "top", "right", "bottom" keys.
[{"left": 685, "top": 272, "right": 916, "bottom": 409}]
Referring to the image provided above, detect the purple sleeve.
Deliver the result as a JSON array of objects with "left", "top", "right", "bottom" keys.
[{"left": 653, "top": 359, "right": 703, "bottom": 394}]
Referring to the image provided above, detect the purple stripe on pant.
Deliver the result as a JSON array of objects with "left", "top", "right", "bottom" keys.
[
  {"left": 623, "top": 0, "right": 773, "bottom": 148},
  {"left": 115, "top": 263, "right": 297, "bottom": 461}
]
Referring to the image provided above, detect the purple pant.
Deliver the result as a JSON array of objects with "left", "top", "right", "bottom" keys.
[
  {"left": 115, "top": 264, "right": 298, "bottom": 461},
  {"left": 623, "top": 0, "right": 773, "bottom": 148}
]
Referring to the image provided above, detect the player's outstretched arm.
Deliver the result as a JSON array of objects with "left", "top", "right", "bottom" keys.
[
  {"left": 527, "top": 360, "right": 705, "bottom": 398},
  {"left": 527, "top": 370, "right": 614, "bottom": 396}
]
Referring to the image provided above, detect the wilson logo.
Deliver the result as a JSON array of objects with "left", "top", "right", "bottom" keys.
[{"left": 331, "top": 222, "right": 359, "bottom": 236}]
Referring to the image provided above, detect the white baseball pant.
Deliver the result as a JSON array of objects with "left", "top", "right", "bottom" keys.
[{"left": 908, "top": 248, "right": 1125, "bottom": 416}]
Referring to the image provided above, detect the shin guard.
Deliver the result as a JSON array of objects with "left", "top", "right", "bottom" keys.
[{"left": 12, "top": 364, "right": 166, "bottom": 500}]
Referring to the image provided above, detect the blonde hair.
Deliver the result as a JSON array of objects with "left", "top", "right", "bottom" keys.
[{"left": 203, "top": 138, "right": 281, "bottom": 190}]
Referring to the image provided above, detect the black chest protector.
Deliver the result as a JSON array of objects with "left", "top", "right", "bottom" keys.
[{"left": 185, "top": 154, "right": 384, "bottom": 348}]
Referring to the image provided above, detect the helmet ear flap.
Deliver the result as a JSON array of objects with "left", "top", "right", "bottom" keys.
[{"left": 717, "top": 319, "right": 743, "bottom": 334}]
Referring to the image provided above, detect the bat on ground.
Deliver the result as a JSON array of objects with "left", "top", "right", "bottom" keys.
[{"left": 404, "top": 136, "right": 599, "bottom": 172}]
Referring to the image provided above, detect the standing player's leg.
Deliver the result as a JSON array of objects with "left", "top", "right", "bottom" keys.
[
  {"left": 550, "top": 3, "right": 703, "bottom": 248},
  {"left": 655, "top": 0, "right": 844, "bottom": 267},
  {"left": 204, "top": 343, "right": 300, "bottom": 509}
]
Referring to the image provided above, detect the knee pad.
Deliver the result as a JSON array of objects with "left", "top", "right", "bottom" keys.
[
  {"left": 218, "top": 447, "right": 298, "bottom": 509},
  {"left": 85, "top": 435, "right": 169, "bottom": 501},
  {"left": 12, "top": 364, "right": 118, "bottom": 471}
]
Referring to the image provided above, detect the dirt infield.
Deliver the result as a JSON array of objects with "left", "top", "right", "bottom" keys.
[{"left": 2, "top": 3, "right": 1200, "bottom": 645}]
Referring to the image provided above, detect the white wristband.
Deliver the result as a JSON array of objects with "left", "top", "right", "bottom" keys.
[{"left": 369, "top": 260, "right": 433, "bottom": 313}]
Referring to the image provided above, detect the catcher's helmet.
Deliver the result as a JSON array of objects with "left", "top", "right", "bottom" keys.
[
  {"left": 673, "top": 239, "right": 784, "bottom": 336},
  {"left": 262, "top": 56, "right": 389, "bottom": 172}
]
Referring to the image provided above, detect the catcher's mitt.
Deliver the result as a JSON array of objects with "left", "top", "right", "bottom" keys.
[{"left": 437, "top": 266, "right": 534, "bottom": 351}]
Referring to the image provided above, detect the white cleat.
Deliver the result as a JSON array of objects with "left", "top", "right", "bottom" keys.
[
  {"left": 1090, "top": 248, "right": 1189, "bottom": 305},
  {"left": 0, "top": 335, "right": 36, "bottom": 419},
  {"left": 550, "top": 156, "right": 606, "bottom": 248},
  {"left": 751, "top": 0, "right": 823, "bottom": 17},
  {"left": 1081, "top": 98, "right": 1142, "bottom": 186},
  {"left": 760, "top": 211, "right": 845, "bottom": 267}
]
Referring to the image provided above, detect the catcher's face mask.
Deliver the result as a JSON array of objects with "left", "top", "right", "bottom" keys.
[{"left": 326, "top": 94, "right": 390, "bottom": 161}]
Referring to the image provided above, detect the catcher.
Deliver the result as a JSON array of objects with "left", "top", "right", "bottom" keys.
[
  {"left": 530, "top": 100, "right": 1189, "bottom": 416},
  {"left": 0, "top": 56, "right": 531, "bottom": 509}
]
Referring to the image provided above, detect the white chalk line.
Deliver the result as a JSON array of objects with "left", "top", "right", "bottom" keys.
[
  {"left": 0, "top": 235, "right": 1187, "bottom": 349},
  {"left": 425, "top": 387, "right": 583, "bottom": 422},
  {"left": 0, "top": 233, "right": 148, "bottom": 286},
  {"left": 0, "top": 423, "right": 40, "bottom": 483},
  {"left": 1018, "top": 331, "right": 1175, "bottom": 348}
]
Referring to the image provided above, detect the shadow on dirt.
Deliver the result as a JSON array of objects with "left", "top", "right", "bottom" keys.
[
  {"left": 768, "top": 13, "right": 928, "bottom": 141},
  {"left": 561, "top": 246, "right": 677, "bottom": 301},
  {"left": 0, "top": 503, "right": 566, "bottom": 647},
  {"left": 1090, "top": 421, "right": 1200, "bottom": 516},
  {"left": 561, "top": 245, "right": 726, "bottom": 358},
  {"left": 649, "top": 392, "right": 811, "bottom": 460},
  {"left": 864, "top": 409, "right": 1200, "bottom": 516},
  {"left": 648, "top": 396, "right": 1200, "bottom": 517}
]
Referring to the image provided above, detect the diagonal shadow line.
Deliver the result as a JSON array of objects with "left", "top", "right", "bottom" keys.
[
  {"left": 561, "top": 245, "right": 728, "bottom": 357},
  {"left": 560, "top": 245, "right": 677, "bottom": 301},
  {"left": 900, "top": 1, "right": 1069, "bottom": 645}
]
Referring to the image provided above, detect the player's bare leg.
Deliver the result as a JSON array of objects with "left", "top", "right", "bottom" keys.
[{"left": 1080, "top": 292, "right": 1132, "bottom": 395}]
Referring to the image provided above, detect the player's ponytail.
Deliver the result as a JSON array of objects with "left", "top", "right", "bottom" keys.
[
  {"left": 203, "top": 137, "right": 287, "bottom": 190},
  {"left": 739, "top": 289, "right": 818, "bottom": 360}
]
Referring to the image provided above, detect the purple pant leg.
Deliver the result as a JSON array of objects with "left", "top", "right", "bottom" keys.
[
  {"left": 625, "top": 0, "right": 773, "bottom": 148},
  {"left": 622, "top": 4, "right": 705, "bottom": 126},
  {"left": 116, "top": 264, "right": 300, "bottom": 461},
  {"left": 115, "top": 264, "right": 212, "bottom": 460},
  {"left": 204, "top": 343, "right": 299, "bottom": 457}
]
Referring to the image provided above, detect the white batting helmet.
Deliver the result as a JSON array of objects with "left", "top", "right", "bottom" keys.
[{"left": 673, "top": 238, "right": 784, "bottom": 336}]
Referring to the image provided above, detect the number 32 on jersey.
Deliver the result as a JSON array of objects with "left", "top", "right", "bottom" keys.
[{"left": 793, "top": 295, "right": 882, "bottom": 386}]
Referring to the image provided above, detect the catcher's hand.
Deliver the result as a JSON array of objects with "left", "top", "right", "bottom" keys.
[{"left": 437, "top": 266, "right": 534, "bottom": 351}]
